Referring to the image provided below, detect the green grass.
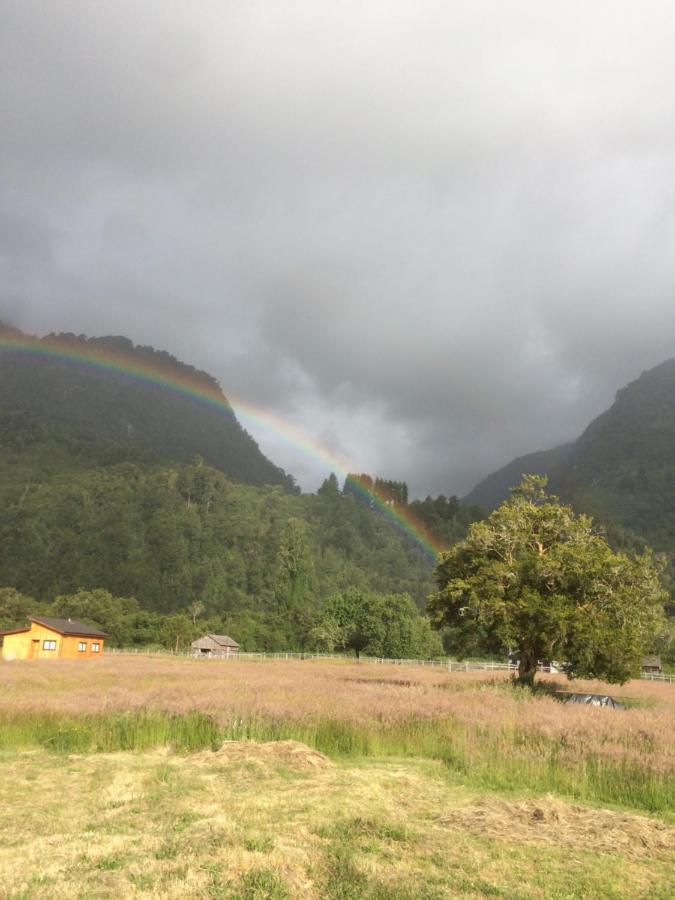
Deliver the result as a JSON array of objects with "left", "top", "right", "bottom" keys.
[
  {"left": 1, "top": 708, "right": 672, "bottom": 815},
  {"left": 232, "top": 867, "right": 290, "bottom": 899},
  {"left": 0, "top": 709, "right": 221, "bottom": 754}
]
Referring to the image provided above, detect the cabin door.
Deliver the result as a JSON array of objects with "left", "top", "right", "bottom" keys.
[{"left": 29, "top": 639, "right": 39, "bottom": 660}]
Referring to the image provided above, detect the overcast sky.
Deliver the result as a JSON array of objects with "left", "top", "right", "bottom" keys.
[{"left": 2, "top": 2, "right": 674, "bottom": 496}]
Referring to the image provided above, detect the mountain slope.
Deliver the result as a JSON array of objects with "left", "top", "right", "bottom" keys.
[
  {"left": 0, "top": 327, "right": 463, "bottom": 633},
  {"left": 462, "top": 444, "right": 573, "bottom": 510},
  {"left": 461, "top": 359, "right": 675, "bottom": 570},
  {"left": 0, "top": 328, "right": 296, "bottom": 491},
  {"left": 565, "top": 358, "right": 675, "bottom": 555},
  {"left": 0, "top": 456, "right": 435, "bottom": 613}
]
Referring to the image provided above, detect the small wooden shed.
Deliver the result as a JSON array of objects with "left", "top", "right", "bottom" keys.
[
  {"left": 191, "top": 634, "right": 240, "bottom": 658},
  {"left": 641, "top": 656, "right": 662, "bottom": 674}
]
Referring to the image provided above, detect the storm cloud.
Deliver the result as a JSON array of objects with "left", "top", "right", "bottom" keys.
[{"left": 2, "top": 1, "right": 675, "bottom": 495}]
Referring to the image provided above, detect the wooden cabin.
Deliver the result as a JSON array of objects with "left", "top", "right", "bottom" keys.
[
  {"left": 0, "top": 616, "right": 108, "bottom": 660},
  {"left": 641, "top": 655, "right": 662, "bottom": 674},
  {"left": 191, "top": 634, "right": 239, "bottom": 658}
]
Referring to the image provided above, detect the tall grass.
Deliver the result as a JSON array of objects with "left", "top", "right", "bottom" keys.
[
  {"left": 1, "top": 707, "right": 672, "bottom": 814},
  {"left": 0, "top": 709, "right": 221, "bottom": 754},
  {"left": 2, "top": 656, "right": 672, "bottom": 817}
]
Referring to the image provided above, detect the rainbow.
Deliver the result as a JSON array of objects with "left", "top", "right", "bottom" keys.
[{"left": 0, "top": 330, "right": 446, "bottom": 561}]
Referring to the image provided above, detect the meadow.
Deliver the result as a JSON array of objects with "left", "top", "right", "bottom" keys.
[{"left": 1, "top": 656, "right": 673, "bottom": 898}]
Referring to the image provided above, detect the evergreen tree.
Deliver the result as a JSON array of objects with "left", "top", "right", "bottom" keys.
[
  {"left": 317, "top": 472, "right": 340, "bottom": 497},
  {"left": 274, "top": 518, "right": 315, "bottom": 611}
]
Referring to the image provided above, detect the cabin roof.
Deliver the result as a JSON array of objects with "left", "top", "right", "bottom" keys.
[{"left": 28, "top": 616, "right": 108, "bottom": 637}]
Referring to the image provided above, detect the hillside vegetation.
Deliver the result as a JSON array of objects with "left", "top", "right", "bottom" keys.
[
  {"left": 0, "top": 454, "right": 452, "bottom": 647},
  {"left": 0, "top": 328, "right": 482, "bottom": 651}
]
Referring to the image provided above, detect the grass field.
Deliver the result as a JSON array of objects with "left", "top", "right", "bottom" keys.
[{"left": 1, "top": 656, "right": 673, "bottom": 898}]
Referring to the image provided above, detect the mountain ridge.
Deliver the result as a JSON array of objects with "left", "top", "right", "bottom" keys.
[
  {"left": 0, "top": 326, "right": 298, "bottom": 492},
  {"left": 461, "top": 358, "right": 675, "bottom": 580},
  {"left": 461, "top": 443, "right": 574, "bottom": 510}
]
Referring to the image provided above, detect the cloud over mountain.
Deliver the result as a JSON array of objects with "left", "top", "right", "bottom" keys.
[{"left": 3, "top": 1, "right": 675, "bottom": 494}]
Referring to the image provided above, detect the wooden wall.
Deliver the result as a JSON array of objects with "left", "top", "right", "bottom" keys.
[{"left": 1, "top": 622, "right": 105, "bottom": 660}]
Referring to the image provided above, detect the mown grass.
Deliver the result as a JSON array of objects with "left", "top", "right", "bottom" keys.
[
  {"left": 1, "top": 708, "right": 672, "bottom": 815},
  {"left": 2, "top": 748, "right": 672, "bottom": 900}
]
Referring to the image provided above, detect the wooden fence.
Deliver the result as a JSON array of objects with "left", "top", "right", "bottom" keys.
[{"left": 107, "top": 647, "right": 674, "bottom": 682}]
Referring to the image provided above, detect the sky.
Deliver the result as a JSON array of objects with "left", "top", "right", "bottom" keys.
[{"left": 2, "top": 1, "right": 674, "bottom": 497}]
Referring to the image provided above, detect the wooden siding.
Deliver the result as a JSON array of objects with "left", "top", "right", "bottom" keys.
[{"left": 1, "top": 621, "right": 105, "bottom": 660}]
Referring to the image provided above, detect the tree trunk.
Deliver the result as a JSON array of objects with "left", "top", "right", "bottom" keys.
[{"left": 517, "top": 648, "right": 537, "bottom": 687}]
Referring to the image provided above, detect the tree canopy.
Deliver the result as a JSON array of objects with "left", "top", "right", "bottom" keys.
[
  {"left": 428, "top": 476, "right": 667, "bottom": 685},
  {"left": 316, "top": 588, "right": 441, "bottom": 659}
]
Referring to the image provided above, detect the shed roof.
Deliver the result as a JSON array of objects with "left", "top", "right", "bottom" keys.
[
  {"left": 642, "top": 655, "right": 662, "bottom": 667},
  {"left": 29, "top": 616, "right": 108, "bottom": 638},
  {"left": 192, "top": 633, "right": 239, "bottom": 649}
]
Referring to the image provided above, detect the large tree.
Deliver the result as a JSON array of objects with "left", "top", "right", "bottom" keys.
[
  {"left": 317, "top": 588, "right": 441, "bottom": 659},
  {"left": 428, "top": 476, "right": 666, "bottom": 685}
]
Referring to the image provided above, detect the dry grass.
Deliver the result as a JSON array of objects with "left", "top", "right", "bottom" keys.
[
  {"left": 1, "top": 745, "right": 673, "bottom": 899},
  {"left": 2, "top": 655, "right": 673, "bottom": 776},
  {"left": 2, "top": 657, "right": 674, "bottom": 897},
  {"left": 191, "top": 739, "right": 332, "bottom": 772},
  {"left": 440, "top": 795, "right": 674, "bottom": 859}
]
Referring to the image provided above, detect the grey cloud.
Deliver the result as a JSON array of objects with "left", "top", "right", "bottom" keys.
[{"left": 2, "top": 1, "right": 675, "bottom": 495}]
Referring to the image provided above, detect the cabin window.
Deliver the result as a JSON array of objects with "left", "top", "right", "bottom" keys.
[
  {"left": 43, "top": 640, "right": 57, "bottom": 650},
  {"left": 78, "top": 642, "right": 87, "bottom": 652},
  {"left": 91, "top": 642, "right": 100, "bottom": 652}
]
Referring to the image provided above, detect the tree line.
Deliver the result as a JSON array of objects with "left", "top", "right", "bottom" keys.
[
  {"left": 1, "top": 477, "right": 670, "bottom": 676},
  {"left": 0, "top": 585, "right": 441, "bottom": 659}
]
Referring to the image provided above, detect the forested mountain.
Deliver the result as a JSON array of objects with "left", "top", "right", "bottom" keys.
[
  {"left": 12, "top": 325, "right": 670, "bottom": 654},
  {"left": 0, "top": 454, "right": 438, "bottom": 640},
  {"left": 0, "top": 327, "right": 483, "bottom": 650},
  {"left": 0, "top": 327, "right": 296, "bottom": 491},
  {"left": 462, "top": 359, "right": 675, "bottom": 582}
]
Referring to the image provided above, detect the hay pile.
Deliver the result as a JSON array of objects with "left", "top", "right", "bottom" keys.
[
  {"left": 194, "top": 739, "right": 332, "bottom": 772},
  {"left": 440, "top": 795, "right": 674, "bottom": 859}
]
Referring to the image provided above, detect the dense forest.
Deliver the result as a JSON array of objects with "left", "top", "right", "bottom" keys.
[
  {"left": 0, "top": 454, "right": 481, "bottom": 651},
  {"left": 0, "top": 327, "right": 483, "bottom": 652}
]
